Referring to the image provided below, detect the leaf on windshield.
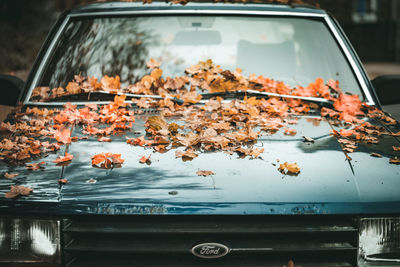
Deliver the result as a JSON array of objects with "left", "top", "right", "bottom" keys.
[
  {"left": 196, "top": 170, "right": 215, "bottom": 177},
  {"left": 302, "top": 136, "right": 315, "bottom": 143},
  {"left": 278, "top": 162, "right": 301, "bottom": 175},
  {"left": 4, "top": 172, "right": 19, "bottom": 179},
  {"left": 5, "top": 185, "right": 33, "bottom": 199},
  {"left": 101, "top": 75, "right": 120, "bottom": 91},
  {"left": 147, "top": 58, "right": 161, "bottom": 69},
  {"left": 58, "top": 178, "right": 68, "bottom": 184},
  {"left": 284, "top": 128, "right": 297, "bottom": 136},
  {"left": 393, "top": 146, "right": 400, "bottom": 151}
]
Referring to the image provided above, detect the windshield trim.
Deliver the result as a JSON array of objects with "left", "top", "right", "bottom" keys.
[{"left": 23, "top": 9, "right": 375, "bottom": 106}]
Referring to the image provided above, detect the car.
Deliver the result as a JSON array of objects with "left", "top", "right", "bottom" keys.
[{"left": 0, "top": 1, "right": 400, "bottom": 266}]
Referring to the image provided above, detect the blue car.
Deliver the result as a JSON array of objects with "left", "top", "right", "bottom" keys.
[{"left": 0, "top": 2, "right": 400, "bottom": 266}]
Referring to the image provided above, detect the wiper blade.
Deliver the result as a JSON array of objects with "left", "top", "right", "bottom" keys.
[
  {"left": 96, "top": 91, "right": 185, "bottom": 104},
  {"left": 200, "top": 90, "right": 333, "bottom": 107}
]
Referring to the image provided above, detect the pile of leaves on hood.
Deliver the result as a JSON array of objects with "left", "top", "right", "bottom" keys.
[{"left": 1, "top": 59, "right": 400, "bottom": 197}]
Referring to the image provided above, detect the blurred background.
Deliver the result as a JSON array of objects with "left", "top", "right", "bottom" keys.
[{"left": 0, "top": 0, "right": 399, "bottom": 81}]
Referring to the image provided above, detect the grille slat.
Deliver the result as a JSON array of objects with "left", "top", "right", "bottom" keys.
[{"left": 62, "top": 215, "right": 358, "bottom": 267}]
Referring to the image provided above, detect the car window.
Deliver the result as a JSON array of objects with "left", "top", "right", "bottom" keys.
[{"left": 33, "top": 15, "right": 364, "bottom": 101}]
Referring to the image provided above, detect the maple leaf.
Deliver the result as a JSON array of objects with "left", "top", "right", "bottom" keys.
[
  {"left": 91, "top": 153, "right": 124, "bottom": 169},
  {"left": 390, "top": 157, "right": 400, "bottom": 165},
  {"left": 249, "top": 148, "right": 264, "bottom": 158},
  {"left": 66, "top": 82, "right": 81, "bottom": 95},
  {"left": 196, "top": 170, "right": 215, "bottom": 176},
  {"left": 26, "top": 162, "right": 46, "bottom": 171},
  {"left": 98, "top": 136, "right": 112, "bottom": 142},
  {"left": 146, "top": 115, "right": 168, "bottom": 132},
  {"left": 4, "top": 172, "right": 19, "bottom": 179},
  {"left": 278, "top": 162, "right": 301, "bottom": 175},
  {"left": 114, "top": 94, "right": 126, "bottom": 107},
  {"left": 370, "top": 152, "right": 382, "bottom": 158},
  {"left": 53, "top": 152, "right": 74, "bottom": 164},
  {"left": 54, "top": 128, "right": 71, "bottom": 144},
  {"left": 139, "top": 155, "right": 151, "bottom": 164},
  {"left": 101, "top": 75, "right": 120, "bottom": 91},
  {"left": 58, "top": 178, "right": 68, "bottom": 184},
  {"left": 333, "top": 93, "right": 362, "bottom": 116},
  {"left": 5, "top": 185, "right": 33, "bottom": 199},
  {"left": 175, "top": 149, "right": 198, "bottom": 161},
  {"left": 284, "top": 128, "right": 297, "bottom": 136},
  {"left": 147, "top": 58, "right": 161, "bottom": 69}
]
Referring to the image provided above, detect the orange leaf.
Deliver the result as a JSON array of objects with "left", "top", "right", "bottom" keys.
[
  {"left": 53, "top": 152, "right": 74, "bottom": 164},
  {"left": 393, "top": 146, "right": 400, "bottom": 151},
  {"left": 4, "top": 172, "right": 19, "bottom": 179},
  {"left": 98, "top": 136, "right": 112, "bottom": 142},
  {"left": 101, "top": 75, "right": 120, "bottom": 91},
  {"left": 278, "top": 162, "right": 301, "bottom": 175},
  {"left": 58, "top": 178, "right": 69, "bottom": 184},
  {"left": 54, "top": 128, "right": 71, "bottom": 144},
  {"left": 139, "top": 155, "right": 151, "bottom": 164},
  {"left": 196, "top": 170, "right": 215, "bottom": 176}
]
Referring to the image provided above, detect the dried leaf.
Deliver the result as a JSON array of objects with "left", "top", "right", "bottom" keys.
[
  {"left": 92, "top": 153, "right": 124, "bottom": 169},
  {"left": 370, "top": 152, "right": 382, "bottom": 158},
  {"left": 196, "top": 170, "right": 215, "bottom": 176},
  {"left": 139, "top": 155, "right": 151, "bottom": 164},
  {"left": 4, "top": 172, "right": 19, "bottom": 179},
  {"left": 302, "top": 136, "right": 315, "bottom": 143},
  {"left": 278, "top": 162, "right": 300, "bottom": 175},
  {"left": 5, "top": 185, "right": 33, "bottom": 198},
  {"left": 98, "top": 136, "right": 112, "bottom": 142},
  {"left": 26, "top": 162, "right": 45, "bottom": 171},
  {"left": 58, "top": 178, "right": 68, "bottom": 184},
  {"left": 393, "top": 146, "right": 400, "bottom": 151},
  {"left": 175, "top": 149, "right": 198, "bottom": 161},
  {"left": 390, "top": 157, "right": 400, "bottom": 165},
  {"left": 147, "top": 58, "right": 161, "bottom": 69},
  {"left": 54, "top": 128, "right": 71, "bottom": 144}
]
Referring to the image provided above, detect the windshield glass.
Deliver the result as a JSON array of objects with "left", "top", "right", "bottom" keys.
[{"left": 31, "top": 15, "right": 363, "bottom": 102}]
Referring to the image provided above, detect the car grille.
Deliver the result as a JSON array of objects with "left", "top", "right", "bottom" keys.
[{"left": 62, "top": 215, "right": 358, "bottom": 267}]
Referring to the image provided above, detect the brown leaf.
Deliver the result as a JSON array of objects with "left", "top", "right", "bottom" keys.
[
  {"left": 54, "top": 128, "right": 71, "bottom": 144},
  {"left": 26, "top": 161, "right": 46, "bottom": 171},
  {"left": 278, "top": 162, "right": 301, "bottom": 175},
  {"left": 98, "top": 136, "right": 112, "bottom": 142},
  {"left": 175, "top": 149, "right": 198, "bottom": 161},
  {"left": 4, "top": 172, "right": 19, "bottom": 179},
  {"left": 390, "top": 157, "right": 400, "bottom": 165},
  {"left": 58, "top": 178, "right": 69, "bottom": 184},
  {"left": 393, "top": 146, "right": 400, "bottom": 151},
  {"left": 53, "top": 152, "right": 74, "bottom": 164},
  {"left": 5, "top": 185, "right": 33, "bottom": 198},
  {"left": 139, "top": 155, "right": 151, "bottom": 164},
  {"left": 196, "top": 170, "right": 215, "bottom": 177},
  {"left": 370, "top": 152, "right": 382, "bottom": 158}
]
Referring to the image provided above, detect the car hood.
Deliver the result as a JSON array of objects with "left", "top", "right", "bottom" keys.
[{"left": 1, "top": 110, "right": 400, "bottom": 215}]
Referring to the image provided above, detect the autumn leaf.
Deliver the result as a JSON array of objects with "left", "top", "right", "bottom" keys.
[
  {"left": 4, "top": 172, "right": 19, "bottom": 179},
  {"left": 278, "top": 162, "right": 301, "bottom": 175},
  {"left": 139, "top": 155, "right": 151, "bottom": 164},
  {"left": 196, "top": 170, "right": 215, "bottom": 176},
  {"left": 390, "top": 157, "right": 400, "bottom": 165},
  {"left": 175, "top": 149, "right": 198, "bottom": 161},
  {"left": 249, "top": 148, "right": 264, "bottom": 158},
  {"left": 58, "top": 178, "right": 68, "bottom": 184},
  {"left": 53, "top": 152, "right": 74, "bottom": 164},
  {"left": 101, "top": 75, "right": 120, "bottom": 91},
  {"left": 393, "top": 146, "right": 400, "bottom": 151},
  {"left": 5, "top": 185, "right": 33, "bottom": 199},
  {"left": 114, "top": 94, "right": 126, "bottom": 106},
  {"left": 26, "top": 162, "right": 45, "bottom": 171},
  {"left": 54, "top": 128, "right": 71, "bottom": 144},
  {"left": 284, "top": 128, "right": 297, "bottom": 136},
  {"left": 92, "top": 153, "right": 124, "bottom": 169},
  {"left": 370, "top": 152, "right": 382, "bottom": 158},
  {"left": 98, "top": 136, "right": 112, "bottom": 142}
]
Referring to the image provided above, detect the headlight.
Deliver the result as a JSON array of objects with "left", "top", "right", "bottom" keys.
[
  {"left": 359, "top": 217, "right": 400, "bottom": 266},
  {"left": 0, "top": 217, "right": 60, "bottom": 266}
]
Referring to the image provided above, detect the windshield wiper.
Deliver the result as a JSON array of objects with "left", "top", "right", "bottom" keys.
[
  {"left": 96, "top": 91, "right": 185, "bottom": 104},
  {"left": 199, "top": 89, "right": 333, "bottom": 107}
]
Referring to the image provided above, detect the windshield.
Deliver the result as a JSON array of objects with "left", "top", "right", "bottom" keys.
[{"left": 31, "top": 15, "right": 363, "bottom": 102}]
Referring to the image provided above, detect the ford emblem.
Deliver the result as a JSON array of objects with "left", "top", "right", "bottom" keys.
[{"left": 191, "top": 242, "right": 230, "bottom": 259}]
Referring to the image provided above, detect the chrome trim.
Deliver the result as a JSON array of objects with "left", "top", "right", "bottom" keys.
[
  {"left": 68, "top": 9, "right": 327, "bottom": 18},
  {"left": 191, "top": 242, "right": 230, "bottom": 259},
  {"left": 324, "top": 16, "right": 375, "bottom": 105},
  {"left": 24, "top": 8, "right": 374, "bottom": 106}
]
